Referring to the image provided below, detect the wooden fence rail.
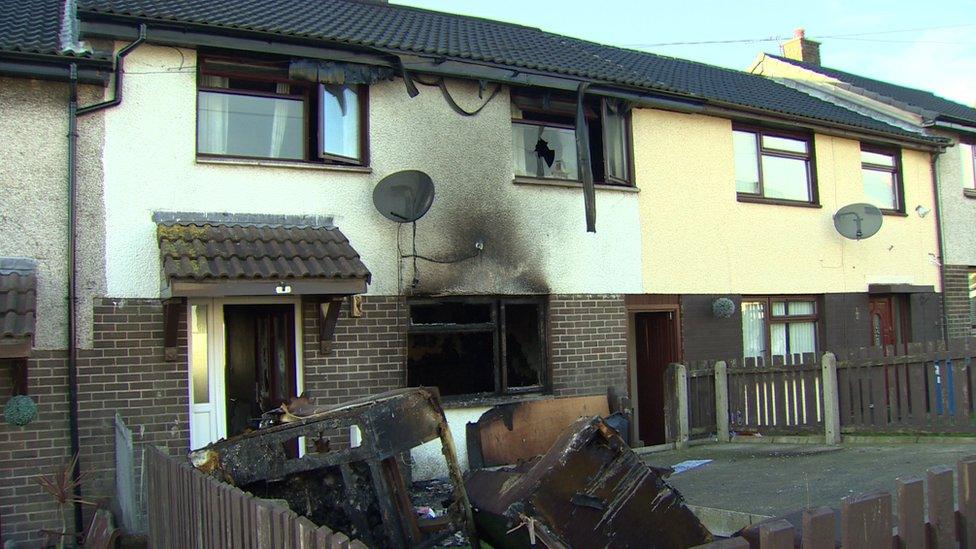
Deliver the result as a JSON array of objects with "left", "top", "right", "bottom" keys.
[
  {"left": 694, "top": 456, "right": 976, "bottom": 548},
  {"left": 146, "top": 446, "right": 366, "bottom": 549},
  {"left": 667, "top": 339, "right": 976, "bottom": 443},
  {"left": 837, "top": 341, "right": 976, "bottom": 433}
]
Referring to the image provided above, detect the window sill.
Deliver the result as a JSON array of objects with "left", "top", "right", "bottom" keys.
[
  {"left": 196, "top": 156, "right": 372, "bottom": 173},
  {"left": 513, "top": 176, "right": 639, "bottom": 193},
  {"left": 881, "top": 210, "right": 908, "bottom": 217},
  {"left": 964, "top": 189, "right": 976, "bottom": 199},
  {"left": 439, "top": 391, "right": 551, "bottom": 410},
  {"left": 736, "top": 194, "right": 821, "bottom": 208}
]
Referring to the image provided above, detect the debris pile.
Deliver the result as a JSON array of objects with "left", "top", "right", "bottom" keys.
[
  {"left": 189, "top": 388, "right": 479, "bottom": 548},
  {"left": 189, "top": 390, "right": 711, "bottom": 548},
  {"left": 465, "top": 416, "right": 712, "bottom": 548}
]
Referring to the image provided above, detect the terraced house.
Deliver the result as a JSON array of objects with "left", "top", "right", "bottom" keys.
[
  {"left": 0, "top": 0, "right": 956, "bottom": 543},
  {"left": 750, "top": 30, "right": 976, "bottom": 343}
]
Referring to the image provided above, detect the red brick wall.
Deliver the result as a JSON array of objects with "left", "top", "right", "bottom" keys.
[
  {"left": 548, "top": 295, "right": 628, "bottom": 398},
  {"left": 78, "top": 299, "right": 189, "bottom": 525},
  {"left": 0, "top": 351, "right": 72, "bottom": 545},
  {"left": 945, "top": 265, "right": 974, "bottom": 340},
  {"left": 301, "top": 296, "right": 406, "bottom": 408},
  {"left": 0, "top": 293, "right": 627, "bottom": 543}
]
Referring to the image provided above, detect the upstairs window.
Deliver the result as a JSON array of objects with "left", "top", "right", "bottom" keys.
[
  {"left": 196, "top": 55, "right": 367, "bottom": 165},
  {"left": 860, "top": 145, "right": 903, "bottom": 213},
  {"left": 511, "top": 90, "right": 632, "bottom": 186},
  {"left": 407, "top": 298, "right": 548, "bottom": 399},
  {"left": 733, "top": 126, "right": 816, "bottom": 204},
  {"left": 742, "top": 297, "right": 819, "bottom": 366}
]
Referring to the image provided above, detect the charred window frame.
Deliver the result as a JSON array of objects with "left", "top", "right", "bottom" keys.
[
  {"left": 733, "top": 125, "right": 818, "bottom": 206},
  {"left": 860, "top": 144, "right": 904, "bottom": 214},
  {"left": 741, "top": 296, "right": 820, "bottom": 366},
  {"left": 406, "top": 297, "right": 549, "bottom": 399},
  {"left": 511, "top": 89, "right": 634, "bottom": 186},
  {"left": 196, "top": 53, "right": 369, "bottom": 166}
]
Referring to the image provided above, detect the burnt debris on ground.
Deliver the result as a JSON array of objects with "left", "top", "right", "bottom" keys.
[
  {"left": 188, "top": 387, "right": 479, "bottom": 548},
  {"left": 188, "top": 390, "right": 713, "bottom": 548}
]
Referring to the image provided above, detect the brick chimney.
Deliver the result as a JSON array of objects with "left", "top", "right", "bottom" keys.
[{"left": 781, "top": 28, "right": 821, "bottom": 65}]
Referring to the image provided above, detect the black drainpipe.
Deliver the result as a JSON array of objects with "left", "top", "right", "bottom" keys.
[{"left": 66, "top": 24, "right": 146, "bottom": 536}]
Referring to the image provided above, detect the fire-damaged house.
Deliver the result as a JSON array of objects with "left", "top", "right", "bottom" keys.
[{"left": 0, "top": 0, "right": 958, "bottom": 544}]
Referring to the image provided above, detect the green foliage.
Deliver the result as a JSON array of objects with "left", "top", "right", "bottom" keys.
[{"left": 4, "top": 394, "right": 37, "bottom": 426}]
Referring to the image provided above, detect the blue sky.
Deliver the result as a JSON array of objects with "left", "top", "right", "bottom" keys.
[{"left": 393, "top": 0, "right": 976, "bottom": 106}]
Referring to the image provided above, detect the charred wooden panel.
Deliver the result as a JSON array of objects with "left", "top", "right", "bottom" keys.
[{"left": 466, "top": 416, "right": 710, "bottom": 548}]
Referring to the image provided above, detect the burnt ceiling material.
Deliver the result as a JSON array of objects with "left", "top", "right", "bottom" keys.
[
  {"left": 156, "top": 214, "right": 371, "bottom": 283},
  {"left": 0, "top": 257, "right": 37, "bottom": 340}
]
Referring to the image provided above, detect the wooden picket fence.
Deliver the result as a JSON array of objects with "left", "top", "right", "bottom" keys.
[
  {"left": 727, "top": 357, "right": 824, "bottom": 435},
  {"left": 668, "top": 339, "right": 976, "bottom": 442},
  {"left": 694, "top": 456, "right": 976, "bottom": 548},
  {"left": 837, "top": 340, "right": 976, "bottom": 433},
  {"left": 146, "top": 447, "right": 366, "bottom": 548}
]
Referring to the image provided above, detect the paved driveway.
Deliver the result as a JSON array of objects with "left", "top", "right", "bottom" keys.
[{"left": 641, "top": 441, "right": 976, "bottom": 517}]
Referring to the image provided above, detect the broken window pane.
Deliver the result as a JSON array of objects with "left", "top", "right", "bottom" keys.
[
  {"left": 505, "top": 304, "right": 544, "bottom": 388},
  {"left": 408, "top": 332, "right": 495, "bottom": 396},
  {"left": 408, "top": 298, "right": 548, "bottom": 398},
  {"left": 410, "top": 302, "right": 491, "bottom": 325},
  {"left": 512, "top": 122, "right": 579, "bottom": 180}
]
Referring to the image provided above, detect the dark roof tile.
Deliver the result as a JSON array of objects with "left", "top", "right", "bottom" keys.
[
  {"left": 765, "top": 54, "right": 976, "bottom": 127},
  {"left": 157, "top": 222, "right": 371, "bottom": 282},
  {"left": 75, "top": 0, "right": 943, "bottom": 143},
  {"left": 0, "top": 260, "right": 37, "bottom": 339},
  {"left": 0, "top": 0, "right": 64, "bottom": 55}
]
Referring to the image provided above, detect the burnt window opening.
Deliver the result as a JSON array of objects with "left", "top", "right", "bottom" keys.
[
  {"left": 511, "top": 89, "right": 632, "bottom": 186},
  {"left": 407, "top": 298, "right": 548, "bottom": 398}
]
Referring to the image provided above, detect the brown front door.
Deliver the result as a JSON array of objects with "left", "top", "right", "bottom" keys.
[
  {"left": 224, "top": 304, "right": 297, "bottom": 438},
  {"left": 869, "top": 297, "right": 896, "bottom": 349},
  {"left": 869, "top": 295, "right": 911, "bottom": 354},
  {"left": 635, "top": 311, "right": 680, "bottom": 446}
]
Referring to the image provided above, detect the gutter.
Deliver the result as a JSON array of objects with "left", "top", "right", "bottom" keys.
[
  {"left": 66, "top": 23, "right": 146, "bottom": 536},
  {"left": 0, "top": 52, "right": 111, "bottom": 84}
]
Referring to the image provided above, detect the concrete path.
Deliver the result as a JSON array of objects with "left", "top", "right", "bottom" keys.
[{"left": 642, "top": 441, "right": 976, "bottom": 517}]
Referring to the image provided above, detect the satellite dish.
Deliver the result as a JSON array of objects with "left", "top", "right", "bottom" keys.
[
  {"left": 372, "top": 170, "right": 435, "bottom": 223},
  {"left": 833, "top": 203, "right": 883, "bottom": 240}
]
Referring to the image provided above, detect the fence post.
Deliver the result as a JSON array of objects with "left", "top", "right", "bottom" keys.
[
  {"left": 675, "top": 363, "right": 690, "bottom": 449},
  {"left": 714, "top": 361, "right": 730, "bottom": 443},
  {"left": 821, "top": 352, "right": 841, "bottom": 445}
]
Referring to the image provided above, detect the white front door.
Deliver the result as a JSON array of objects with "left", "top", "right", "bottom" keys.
[
  {"left": 188, "top": 300, "right": 226, "bottom": 450},
  {"left": 187, "top": 297, "right": 304, "bottom": 451}
]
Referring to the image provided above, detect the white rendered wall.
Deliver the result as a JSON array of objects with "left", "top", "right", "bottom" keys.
[
  {"left": 938, "top": 141, "right": 976, "bottom": 266},
  {"left": 100, "top": 46, "right": 643, "bottom": 299}
]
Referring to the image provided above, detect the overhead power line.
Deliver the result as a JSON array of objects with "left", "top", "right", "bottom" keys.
[{"left": 622, "top": 22, "right": 976, "bottom": 48}]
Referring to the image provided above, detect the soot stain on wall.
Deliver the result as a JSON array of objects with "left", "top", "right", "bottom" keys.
[{"left": 405, "top": 200, "right": 550, "bottom": 296}]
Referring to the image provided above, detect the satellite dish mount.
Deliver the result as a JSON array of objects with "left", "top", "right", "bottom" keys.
[{"left": 833, "top": 203, "right": 883, "bottom": 241}]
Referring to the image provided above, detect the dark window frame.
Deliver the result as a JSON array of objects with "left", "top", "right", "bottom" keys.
[
  {"left": 969, "top": 269, "right": 976, "bottom": 330},
  {"left": 860, "top": 143, "right": 905, "bottom": 215},
  {"left": 741, "top": 295, "right": 821, "bottom": 365},
  {"left": 406, "top": 296, "right": 550, "bottom": 398},
  {"left": 195, "top": 52, "right": 370, "bottom": 166},
  {"left": 511, "top": 90, "right": 635, "bottom": 187},
  {"left": 733, "top": 124, "right": 819, "bottom": 206}
]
